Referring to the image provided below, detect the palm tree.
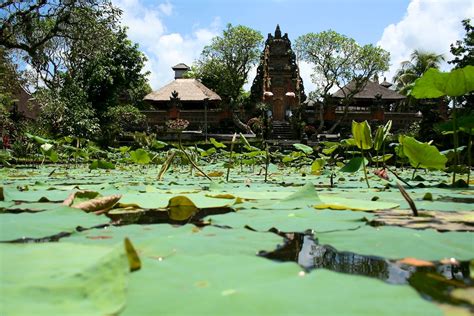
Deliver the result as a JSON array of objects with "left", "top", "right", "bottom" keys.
[
  {"left": 393, "top": 50, "right": 445, "bottom": 96},
  {"left": 393, "top": 50, "right": 445, "bottom": 142}
]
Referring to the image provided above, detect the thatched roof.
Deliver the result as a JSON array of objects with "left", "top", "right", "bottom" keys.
[
  {"left": 144, "top": 79, "right": 221, "bottom": 102},
  {"left": 332, "top": 80, "right": 405, "bottom": 100}
]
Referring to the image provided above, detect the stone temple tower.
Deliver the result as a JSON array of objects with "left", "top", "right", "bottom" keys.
[{"left": 250, "top": 25, "right": 306, "bottom": 123}]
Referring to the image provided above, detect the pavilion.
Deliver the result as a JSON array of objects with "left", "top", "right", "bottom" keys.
[{"left": 142, "top": 63, "right": 224, "bottom": 131}]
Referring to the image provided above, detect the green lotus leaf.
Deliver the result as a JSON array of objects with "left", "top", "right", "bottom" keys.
[
  {"left": 352, "top": 120, "right": 373, "bottom": 150},
  {"left": 130, "top": 149, "right": 151, "bottom": 165},
  {"left": 318, "top": 225, "right": 473, "bottom": 261},
  {"left": 0, "top": 207, "right": 109, "bottom": 241},
  {"left": 293, "top": 143, "right": 313, "bottom": 155},
  {"left": 121, "top": 254, "right": 441, "bottom": 315},
  {"left": 411, "top": 66, "right": 474, "bottom": 98},
  {"left": 399, "top": 135, "right": 447, "bottom": 170},
  {"left": 0, "top": 242, "right": 132, "bottom": 315}
]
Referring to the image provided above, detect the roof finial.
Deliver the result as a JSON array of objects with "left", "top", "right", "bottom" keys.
[{"left": 275, "top": 24, "right": 281, "bottom": 38}]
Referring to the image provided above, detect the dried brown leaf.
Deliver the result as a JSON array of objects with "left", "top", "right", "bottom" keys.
[{"left": 72, "top": 194, "right": 122, "bottom": 213}]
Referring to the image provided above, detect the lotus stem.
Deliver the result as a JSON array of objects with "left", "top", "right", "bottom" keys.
[
  {"left": 411, "top": 163, "right": 420, "bottom": 180},
  {"left": 226, "top": 133, "right": 237, "bottom": 182},
  {"left": 452, "top": 101, "right": 459, "bottom": 185},
  {"left": 468, "top": 132, "right": 472, "bottom": 186},
  {"left": 178, "top": 133, "right": 212, "bottom": 182},
  {"left": 264, "top": 143, "right": 269, "bottom": 182},
  {"left": 360, "top": 142, "right": 370, "bottom": 188}
]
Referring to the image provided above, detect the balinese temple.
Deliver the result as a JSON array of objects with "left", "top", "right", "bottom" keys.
[
  {"left": 143, "top": 63, "right": 224, "bottom": 131},
  {"left": 250, "top": 25, "right": 306, "bottom": 138}
]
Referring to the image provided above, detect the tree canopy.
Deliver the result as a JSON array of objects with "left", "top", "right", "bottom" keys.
[
  {"left": 393, "top": 50, "right": 445, "bottom": 96},
  {"left": 295, "top": 30, "right": 390, "bottom": 132},
  {"left": 193, "top": 24, "right": 263, "bottom": 105},
  {"left": 1, "top": 0, "right": 150, "bottom": 143}
]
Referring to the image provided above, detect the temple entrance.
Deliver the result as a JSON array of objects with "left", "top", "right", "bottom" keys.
[{"left": 273, "top": 98, "right": 286, "bottom": 121}]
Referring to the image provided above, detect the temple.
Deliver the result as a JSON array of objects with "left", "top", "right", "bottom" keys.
[{"left": 250, "top": 25, "right": 306, "bottom": 138}]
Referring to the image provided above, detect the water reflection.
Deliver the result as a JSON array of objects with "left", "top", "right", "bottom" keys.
[{"left": 259, "top": 232, "right": 473, "bottom": 307}]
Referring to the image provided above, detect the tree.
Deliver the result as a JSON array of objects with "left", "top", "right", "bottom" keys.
[
  {"left": 449, "top": 19, "right": 473, "bottom": 69},
  {"left": 393, "top": 50, "right": 445, "bottom": 96},
  {"left": 192, "top": 24, "right": 263, "bottom": 132},
  {"left": 2, "top": 1, "right": 150, "bottom": 143},
  {"left": 392, "top": 50, "right": 445, "bottom": 141},
  {"left": 0, "top": 0, "right": 121, "bottom": 88},
  {"left": 295, "top": 30, "right": 390, "bottom": 133},
  {"left": 449, "top": 19, "right": 473, "bottom": 111}
]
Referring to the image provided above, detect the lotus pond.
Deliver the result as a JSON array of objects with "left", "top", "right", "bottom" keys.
[{"left": 0, "top": 161, "right": 473, "bottom": 316}]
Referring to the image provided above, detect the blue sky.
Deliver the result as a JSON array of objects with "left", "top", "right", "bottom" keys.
[{"left": 113, "top": 0, "right": 473, "bottom": 92}]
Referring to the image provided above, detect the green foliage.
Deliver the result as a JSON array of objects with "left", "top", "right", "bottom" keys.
[
  {"left": 102, "top": 104, "right": 146, "bottom": 144},
  {"left": 393, "top": 50, "right": 445, "bottom": 96},
  {"left": 90, "top": 159, "right": 115, "bottom": 170},
  {"left": 292, "top": 143, "right": 313, "bottom": 155},
  {"left": 340, "top": 157, "right": 365, "bottom": 172},
  {"left": 449, "top": 19, "right": 473, "bottom": 69},
  {"left": 399, "top": 135, "right": 447, "bottom": 170},
  {"left": 410, "top": 66, "right": 474, "bottom": 98},
  {"left": 351, "top": 121, "right": 373, "bottom": 150},
  {"left": 210, "top": 137, "right": 226, "bottom": 148},
  {"left": 129, "top": 149, "right": 151, "bottom": 165},
  {"left": 374, "top": 120, "right": 392, "bottom": 151},
  {"left": 193, "top": 24, "right": 263, "bottom": 106},
  {"left": 295, "top": 30, "right": 389, "bottom": 132},
  {"left": 295, "top": 30, "right": 390, "bottom": 97}
]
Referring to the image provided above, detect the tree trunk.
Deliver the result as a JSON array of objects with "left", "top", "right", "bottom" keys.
[
  {"left": 232, "top": 111, "right": 254, "bottom": 134},
  {"left": 327, "top": 103, "right": 350, "bottom": 134}
]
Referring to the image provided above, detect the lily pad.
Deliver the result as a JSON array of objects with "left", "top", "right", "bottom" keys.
[
  {"left": 0, "top": 207, "right": 109, "bottom": 241},
  {"left": 0, "top": 241, "right": 132, "bottom": 315},
  {"left": 317, "top": 225, "right": 473, "bottom": 261},
  {"left": 121, "top": 254, "right": 441, "bottom": 315}
]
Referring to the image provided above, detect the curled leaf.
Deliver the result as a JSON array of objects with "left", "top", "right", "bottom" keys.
[
  {"left": 62, "top": 190, "right": 100, "bottom": 207},
  {"left": 72, "top": 194, "right": 122, "bottom": 213},
  {"left": 124, "top": 238, "right": 141, "bottom": 272}
]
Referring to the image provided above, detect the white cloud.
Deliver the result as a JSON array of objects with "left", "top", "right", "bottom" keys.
[
  {"left": 378, "top": 0, "right": 473, "bottom": 82},
  {"left": 113, "top": 0, "right": 221, "bottom": 90},
  {"left": 298, "top": 61, "right": 316, "bottom": 95},
  {"left": 158, "top": 1, "right": 173, "bottom": 16}
]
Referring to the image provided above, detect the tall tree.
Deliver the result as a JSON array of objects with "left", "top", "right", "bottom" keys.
[
  {"left": 192, "top": 24, "right": 263, "bottom": 132},
  {"left": 393, "top": 50, "right": 445, "bottom": 141},
  {"left": 0, "top": 0, "right": 121, "bottom": 89},
  {"left": 295, "top": 30, "right": 390, "bottom": 133},
  {"left": 449, "top": 19, "right": 473, "bottom": 111},
  {"left": 393, "top": 50, "right": 445, "bottom": 96},
  {"left": 1, "top": 1, "right": 150, "bottom": 143}
]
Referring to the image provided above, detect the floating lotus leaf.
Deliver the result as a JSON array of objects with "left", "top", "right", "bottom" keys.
[
  {"left": 0, "top": 207, "right": 109, "bottom": 241},
  {"left": 121, "top": 254, "right": 441, "bottom": 315},
  {"left": 317, "top": 225, "right": 473, "bottom": 261},
  {"left": 0, "top": 241, "right": 132, "bottom": 315}
]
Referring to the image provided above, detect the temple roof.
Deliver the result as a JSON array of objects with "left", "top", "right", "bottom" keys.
[
  {"left": 332, "top": 80, "right": 405, "bottom": 100},
  {"left": 144, "top": 79, "right": 221, "bottom": 102}
]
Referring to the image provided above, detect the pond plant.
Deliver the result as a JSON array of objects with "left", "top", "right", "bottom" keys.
[{"left": 0, "top": 110, "right": 473, "bottom": 315}]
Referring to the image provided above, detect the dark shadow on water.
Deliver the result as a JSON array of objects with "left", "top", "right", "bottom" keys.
[{"left": 259, "top": 231, "right": 473, "bottom": 309}]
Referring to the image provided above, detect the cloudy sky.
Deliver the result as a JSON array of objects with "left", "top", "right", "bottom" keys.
[{"left": 113, "top": 0, "right": 473, "bottom": 93}]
